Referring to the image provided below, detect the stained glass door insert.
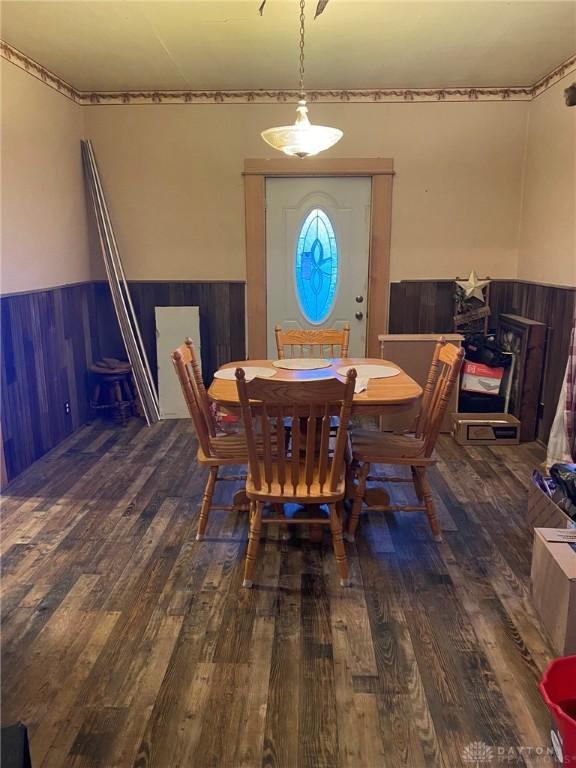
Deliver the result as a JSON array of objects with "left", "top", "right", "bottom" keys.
[{"left": 295, "top": 209, "right": 338, "bottom": 324}]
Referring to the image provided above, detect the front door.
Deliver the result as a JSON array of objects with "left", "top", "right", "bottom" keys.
[{"left": 265, "top": 177, "right": 371, "bottom": 357}]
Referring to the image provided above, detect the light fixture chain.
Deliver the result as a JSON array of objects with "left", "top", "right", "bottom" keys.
[
  {"left": 260, "top": 0, "right": 342, "bottom": 156},
  {"left": 299, "top": 0, "right": 305, "bottom": 97}
]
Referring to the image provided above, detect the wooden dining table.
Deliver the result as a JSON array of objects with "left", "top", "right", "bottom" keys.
[
  {"left": 208, "top": 357, "right": 422, "bottom": 541},
  {"left": 208, "top": 357, "right": 422, "bottom": 415}
]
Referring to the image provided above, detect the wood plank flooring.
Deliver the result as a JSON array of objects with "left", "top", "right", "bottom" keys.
[{"left": 1, "top": 420, "right": 556, "bottom": 767}]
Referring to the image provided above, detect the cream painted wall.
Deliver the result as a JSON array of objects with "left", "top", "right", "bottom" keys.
[
  {"left": 3, "top": 56, "right": 573, "bottom": 290},
  {"left": 1, "top": 60, "right": 90, "bottom": 294},
  {"left": 518, "top": 73, "right": 576, "bottom": 287},
  {"left": 84, "top": 99, "right": 528, "bottom": 282}
]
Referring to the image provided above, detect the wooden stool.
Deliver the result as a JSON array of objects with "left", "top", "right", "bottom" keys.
[{"left": 89, "top": 360, "right": 137, "bottom": 426}]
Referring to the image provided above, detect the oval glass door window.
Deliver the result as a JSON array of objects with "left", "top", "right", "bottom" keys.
[{"left": 294, "top": 208, "right": 339, "bottom": 324}]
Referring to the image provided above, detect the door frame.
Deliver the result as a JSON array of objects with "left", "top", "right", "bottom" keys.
[{"left": 243, "top": 157, "right": 394, "bottom": 359}]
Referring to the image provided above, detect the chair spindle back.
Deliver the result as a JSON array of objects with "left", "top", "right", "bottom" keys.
[
  {"left": 274, "top": 325, "right": 350, "bottom": 360},
  {"left": 235, "top": 369, "right": 356, "bottom": 495},
  {"left": 414, "top": 338, "right": 465, "bottom": 455},
  {"left": 184, "top": 337, "right": 216, "bottom": 437},
  {"left": 171, "top": 341, "right": 213, "bottom": 456}
]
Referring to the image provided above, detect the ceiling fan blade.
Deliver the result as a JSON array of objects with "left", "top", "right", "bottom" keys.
[
  {"left": 314, "top": 0, "right": 330, "bottom": 18},
  {"left": 259, "top": 0, "right": 329, "bottom": 19}
]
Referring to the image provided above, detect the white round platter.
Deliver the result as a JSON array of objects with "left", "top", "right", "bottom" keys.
[
  {"left": 214, "top": 367, "right": 277, "bottom": 381},
  {"left": 336, "top": 364, "right": 400, "bottom": 379}
]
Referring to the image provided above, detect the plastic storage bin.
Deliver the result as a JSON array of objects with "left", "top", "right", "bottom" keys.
[{"left": 540, "top": 656, "right": 576, "bottom": 766}]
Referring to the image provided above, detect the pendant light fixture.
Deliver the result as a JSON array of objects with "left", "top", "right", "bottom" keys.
[{"left": 261, "top": 0, "right": 343, "bottom": 158}]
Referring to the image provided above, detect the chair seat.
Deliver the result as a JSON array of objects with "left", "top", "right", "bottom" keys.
[
  {"left": 246, "top": 463, "right": 345, "bottom": 503},
  {"left": 199, "top": 431, "right": 280, "bottom": 463},
  {"left": 201, "top": 432, "right": 250, "bottom": 461},
  {"left": 351, "top": 429, "right": 426, "bottom": 461}
]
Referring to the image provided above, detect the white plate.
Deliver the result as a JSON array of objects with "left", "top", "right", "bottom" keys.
[
  {"left": 272, "top": 358, "right": 332, "bottom": 370},
  {"left": 337, "top": 364, "right": 400, "bottom": 379},
  {"left": 214, "top": 366, "right": 277, "bottom": 381}
]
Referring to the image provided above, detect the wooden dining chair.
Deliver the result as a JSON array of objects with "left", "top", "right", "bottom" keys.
[
  {"left": 347, "top": 338, "right": 465, "bottom": 543},
  {"left": 171, "top": 338, "right": 248, "bottom": 541},
  {"left": 235, "top": 367, "right": 357, "bottom": 588},
  {"left": 275, "top": 325, "right": 351, "bottom": 441},
  {"left": 274, "top": 324, "right": 350, "bottom": 359}
]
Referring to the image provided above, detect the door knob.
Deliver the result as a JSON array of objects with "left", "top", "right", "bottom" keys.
[
  {"left": 355, "top": 295, "right": 364, "bottom": 303},
  {"left": 355, "top": 311, "right": 364, "bottom": 320}
]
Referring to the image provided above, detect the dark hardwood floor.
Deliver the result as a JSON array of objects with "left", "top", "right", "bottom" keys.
[{"left": 1, "top": 419, "right": 555, "bottom": 767}]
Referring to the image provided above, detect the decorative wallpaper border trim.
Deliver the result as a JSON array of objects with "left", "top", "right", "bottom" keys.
[
  {"left": 2, "top": 40, "right": 575, "bottom": 105},
  {"left": 1, "top": 41, "right": 80, "bottom": 102},
  {"left": 532, "top": 54, "right": 576, "bottom": 97}
]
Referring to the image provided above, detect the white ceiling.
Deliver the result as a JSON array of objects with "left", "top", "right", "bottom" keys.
[{"left": 1, "top": 0, "right": 575, "bottom": 92}]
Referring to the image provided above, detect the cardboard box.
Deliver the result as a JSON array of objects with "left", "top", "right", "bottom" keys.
[
  {"left": 461, "top": 361, "right": 504, "bottom": 395},
  {"left": 452, "top": 412, "right": 520, "bottom": 445},
  {"left": 528, "top": 477, "right": 576, "bottom": 531},
  {"left": 531, "top": 528, "right": 576, "bottom": 655}
]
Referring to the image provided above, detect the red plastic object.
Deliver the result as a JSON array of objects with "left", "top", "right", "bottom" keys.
[
  {"left": 219, "top": 412, "right": 240, "bottom": 424},
  {"left": 540, "top": 656, "right": 576, "bottom": 766}
]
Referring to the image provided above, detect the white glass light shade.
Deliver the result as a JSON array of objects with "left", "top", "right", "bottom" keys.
[{"left": 261, "top": 100, "right": 343, "bottom": 158}]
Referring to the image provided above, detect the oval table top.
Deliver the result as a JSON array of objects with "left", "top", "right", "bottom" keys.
[{"left": 208, "top": 358, "right": 423, "bottom": 416}]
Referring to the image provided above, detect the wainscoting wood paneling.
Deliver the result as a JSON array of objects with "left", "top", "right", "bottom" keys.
[
  {"left": 0, "top": 283, "right": 98, "bottom": 482},
  {"left": 91, "top": 281, "right": 246, "bottom": 387},
  {"left": 389, "top": 280, "right": 576, "bottom": 443},
  {"left": 389, "top": 281, "right": 455, "bottom": 334},
  {"left": 1, "top": 280, "right": 245, "bottom": 485},
  {"left": 2, "top": 277, "right": 569, "bottom": 483}
]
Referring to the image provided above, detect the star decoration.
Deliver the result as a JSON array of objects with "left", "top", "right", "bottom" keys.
[{"left": 456, "top": 270, "right": 490, "bottom": 303}]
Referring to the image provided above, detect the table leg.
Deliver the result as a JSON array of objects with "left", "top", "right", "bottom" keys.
[{"left": 309, "top": 522, "right": 324, "bottom": 543}]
